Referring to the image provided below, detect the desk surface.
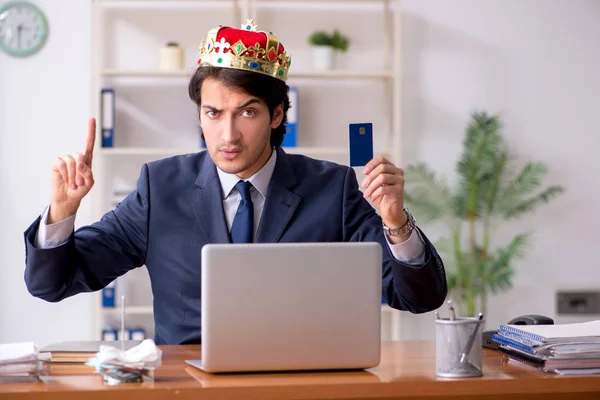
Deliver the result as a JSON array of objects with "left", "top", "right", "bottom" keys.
[{"left": 2, "top": 341, "right": 600, "bottom": 399}]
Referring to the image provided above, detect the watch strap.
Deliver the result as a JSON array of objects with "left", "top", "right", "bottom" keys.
[{"left": 383, "top": 208, "right": 416, "bottom": 237}]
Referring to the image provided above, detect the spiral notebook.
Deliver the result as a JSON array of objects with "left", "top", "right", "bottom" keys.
[{"left": 499, "top": 320, "right": 600, "bottom": 344}]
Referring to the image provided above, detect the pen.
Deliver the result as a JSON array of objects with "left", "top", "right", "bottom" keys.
[
  {"left": 446, "top": 299, "right": 461, "bottom": 367},
  {"left": 460, "top": 313, "right": 484, "bottom": 364},
  {"left": 447, "top": 300, "right": 456, "bottom": 321}
]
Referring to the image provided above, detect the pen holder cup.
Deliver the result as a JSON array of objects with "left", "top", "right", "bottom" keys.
[{"left": 435, "top": 317, "right": 484, "bottom": 378}]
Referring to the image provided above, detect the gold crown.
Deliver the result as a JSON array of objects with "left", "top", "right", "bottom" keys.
[{"left": 197, "top": 19, "right": 291, "bottom": 82}]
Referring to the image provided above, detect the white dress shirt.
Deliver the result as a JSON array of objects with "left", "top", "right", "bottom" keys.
[{"left": 35, "top": 149, "right": 426, "bottom": 263}]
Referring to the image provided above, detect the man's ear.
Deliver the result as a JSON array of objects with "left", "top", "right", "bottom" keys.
[{"left": 270, "top": 103, "right": 284, "bottom": 129}]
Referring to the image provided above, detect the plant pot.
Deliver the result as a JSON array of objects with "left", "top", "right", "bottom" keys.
[
  {"left": 311, "top": 45, "right": 335, "bottom": 71},
  {"left": 159, "top": 42, "right": 185, "bottom": 71}
]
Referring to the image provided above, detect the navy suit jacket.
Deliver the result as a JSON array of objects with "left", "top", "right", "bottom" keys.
[{"left": 24, "top": 147, "right": 447, "bottom": 344}]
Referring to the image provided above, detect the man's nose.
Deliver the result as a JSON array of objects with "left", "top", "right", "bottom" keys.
[{"left": 221, "top": 116, "right": 241, "bottom": 143}]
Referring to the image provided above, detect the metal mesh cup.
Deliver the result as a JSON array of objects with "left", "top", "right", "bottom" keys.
[{"left": 435, "top": 317, "right": 484, "bottom": 378}]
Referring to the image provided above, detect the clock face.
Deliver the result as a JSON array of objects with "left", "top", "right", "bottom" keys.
[{"left": 0, "top": 2, "right": 48, "bottom": 57}]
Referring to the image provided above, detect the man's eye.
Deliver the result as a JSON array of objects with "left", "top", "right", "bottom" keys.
[
  {"left": 207, "top": 111, "right": 219, "bottom": 117},
  {"left": 242, "top": 109, "right": 256, "bottom": 117}
]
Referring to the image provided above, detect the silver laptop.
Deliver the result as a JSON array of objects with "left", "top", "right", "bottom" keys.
[{"left": 186, "top": 242, "right": 382, "bottom": 373}]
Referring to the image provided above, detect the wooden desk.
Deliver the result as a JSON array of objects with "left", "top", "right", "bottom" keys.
[{"left": 1, "top": 341, "right": 599, "bottom": 399}]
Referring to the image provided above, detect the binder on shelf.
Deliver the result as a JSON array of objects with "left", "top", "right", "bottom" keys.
[
  {"left": 100, "top": 88, "right": 115, "bottom": 148},
  {"left": 282, "top": 87, "right": 298, "bottom": 147},
  {"left": 101, "top": 281, "right": 116, "bottom": 308},
  {"left": 102, "top": 327, "right": 144, "bottom": 341},
  {"left": 118, "top": 328, "right": 132, "bottom": 341},
  {"left": 101, "top": 328, "right": 118, "bottom": 341},
  {"left": 130, "top": 327, "right": 146, "bottom": 341}
]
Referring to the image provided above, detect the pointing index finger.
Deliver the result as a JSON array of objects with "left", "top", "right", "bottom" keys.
[{"left": 84, "top": 117, "right": 96, "bottom": 167}]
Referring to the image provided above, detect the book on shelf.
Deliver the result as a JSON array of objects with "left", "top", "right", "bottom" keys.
[
  {"left": 102, "top": 280, "right": 116, "bottom": 308},
  {"left": 282, "top": 87, "right": 298, "bottom": 147},
  {"left": 100, "top": 88, "right": 115, "bottom": 148}
]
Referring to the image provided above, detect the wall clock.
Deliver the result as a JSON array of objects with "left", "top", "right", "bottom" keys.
[{"left": 0, "top": 1, "right": 48, "bottom": 57}]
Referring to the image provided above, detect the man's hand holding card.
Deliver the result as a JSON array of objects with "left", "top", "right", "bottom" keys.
[{"left": 349, "top": 123, "right": 410, "bottom": 243}]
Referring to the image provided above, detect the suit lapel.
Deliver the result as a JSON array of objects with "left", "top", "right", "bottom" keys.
[
  {"left": 190, "top": 153, "right": 231, "bottom": 243},
  {"left": 255, "top": 148, "right": 301, "bottom": 243}
]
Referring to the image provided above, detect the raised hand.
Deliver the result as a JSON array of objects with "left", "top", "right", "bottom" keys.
[
  {"left": 361, "top": 156, "right": 409, "bottom": 243},
  {"left": 49, "top": 118, "right": 96, "bottom": 223}
]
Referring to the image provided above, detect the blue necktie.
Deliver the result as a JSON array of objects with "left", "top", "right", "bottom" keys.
[{"left": 230, "top": 180, "right": 254, "bottom": 243}]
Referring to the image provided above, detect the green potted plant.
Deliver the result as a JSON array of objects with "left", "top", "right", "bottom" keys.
[
  {"left": 403, "top": 111, "right": 565, "bottom": 318},
  {"left": 307, "top": 29, "right": 349, "bottom": 70}
]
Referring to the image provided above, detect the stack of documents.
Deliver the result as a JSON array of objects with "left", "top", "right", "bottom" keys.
[
  {"left": 492, "top": 320, "right": 600, "bottom": 374},
  {"left": 0, "top": 342, "right": 44, "bottom": 383}
]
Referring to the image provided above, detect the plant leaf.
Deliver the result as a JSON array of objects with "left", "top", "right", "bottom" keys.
[
  {"left": 454, "top": 111, "right": 503, "bottom": 219},
  {"left": 404, "top": 163, "right": 455, "bottom": 225},
  {"left": 485, "top": 233, "right": 531, "bottom": 294},
  {"left": 502, "top": 186, "right": 565, "bottom": 219},
  {"left": 483, "top": 149, "right": 508, "bottom": 215},
  {"left": 497, "top": 162, "right": 551, "bottom": 214}
]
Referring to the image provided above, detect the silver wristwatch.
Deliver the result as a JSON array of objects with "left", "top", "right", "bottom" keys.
[{"left": 383, "top": 208, "right": 416, "bottom": 237}]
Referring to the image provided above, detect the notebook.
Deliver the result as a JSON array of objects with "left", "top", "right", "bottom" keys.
[
  {"left": 499, "top": 320, "right": 600, "bottom": 344},
  {"left": 40, "top": 340, "right": 142, "bottom": 363},
  {"left": 495, "top": 320, "right": 600, "bottom": 374}
]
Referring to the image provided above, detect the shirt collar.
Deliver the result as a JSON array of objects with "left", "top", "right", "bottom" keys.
[{"left": 217, "top": 147, "right": 277, "bottom": 199}]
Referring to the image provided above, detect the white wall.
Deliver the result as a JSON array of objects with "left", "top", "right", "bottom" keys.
[
  {"left": 0, "top": 0, "right": 94, "bottom": 346},
  {"left": 1, "top": 0, "right": 599, "bottom": 345},
  {"left": 400, "top": 0, "right": 600, "bottom": 336}
]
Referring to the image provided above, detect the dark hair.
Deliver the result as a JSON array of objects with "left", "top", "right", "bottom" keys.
[{"left": 188, "top": 66, "right": 290, "bottom": 147}]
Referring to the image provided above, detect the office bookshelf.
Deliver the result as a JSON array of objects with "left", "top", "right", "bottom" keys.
[{"left": 90, "top": 0, "right": 404, "bottom": 341}]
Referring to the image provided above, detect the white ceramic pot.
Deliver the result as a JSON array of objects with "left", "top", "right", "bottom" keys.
[
  {"left": 311, "top": 45, "right": 335, "bottom": 71},
  {"left": 159, "top": 43, "right": 185, "bottom": 71}
]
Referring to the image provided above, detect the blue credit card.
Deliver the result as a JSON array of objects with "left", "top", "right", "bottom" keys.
[{"left": 349, "top": 123, "right": 373, "bottom": 167}]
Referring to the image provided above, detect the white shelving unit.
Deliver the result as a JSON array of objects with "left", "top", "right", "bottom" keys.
[
  {"left": 100, "top": 306, "right": 154, "bottom": 316},
  {"left": 91, "top": 0, "right": 404, "bottom": 342},
  {"left": 101, "top": 69, "right": 393, "bottom": 79}
]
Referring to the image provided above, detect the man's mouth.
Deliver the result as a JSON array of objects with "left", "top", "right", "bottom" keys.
[{"left": 221, "top": 149, "right": 241, "bottom": 160}]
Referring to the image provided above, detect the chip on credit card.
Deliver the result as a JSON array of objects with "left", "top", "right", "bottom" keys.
[{"left": 349, "top": 123, "right": 373, "bottom": 167}]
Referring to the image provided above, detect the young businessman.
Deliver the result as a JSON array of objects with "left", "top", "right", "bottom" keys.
[{"left": 24, "top": 20, "right": 447, "bottom": 344}]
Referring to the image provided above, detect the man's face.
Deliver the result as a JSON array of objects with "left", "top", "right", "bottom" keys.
[{"left": 199, "top": 77, "right": 283, "bottom": 179}]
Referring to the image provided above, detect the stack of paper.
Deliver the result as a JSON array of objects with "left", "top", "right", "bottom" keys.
[
  {"left": 493, "top": 320, "right": 600, "bottom": 374},
  {"left": 0, "top": 342, "right": 44, "bottom": 383}
]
